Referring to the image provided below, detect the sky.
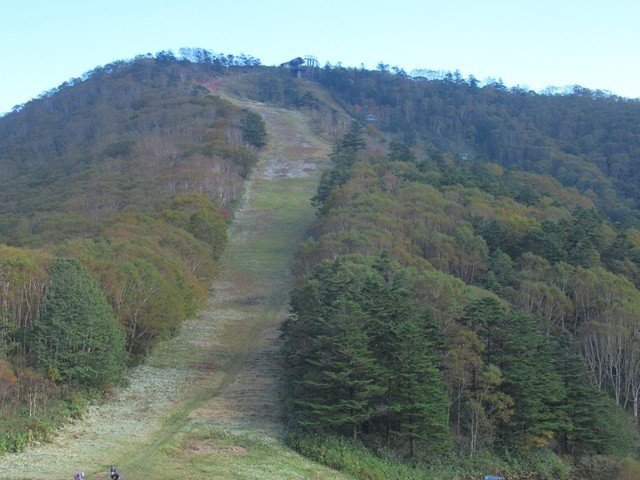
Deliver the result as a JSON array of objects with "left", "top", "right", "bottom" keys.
[{"left": 1, "top": 0, "right": 639, "bottom": 114}]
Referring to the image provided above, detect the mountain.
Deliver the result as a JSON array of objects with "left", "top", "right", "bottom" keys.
[{"left": 1, "top": 51, "right": 640, "bottom": 479}]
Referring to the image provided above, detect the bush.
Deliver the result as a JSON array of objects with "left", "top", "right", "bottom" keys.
[
  {"left": 575, "top": 455, "right": 623, "bottom": 480},
  {"left": 287, "top": 430, "right": 578, "bottom": 480},
  {"left": 287, "top": 431, "right": 428, "bottom": 480},
  {"left": 618, "top": 458, "right": 640, "bottom": 480},
  {"left": 0, "top": 417, "right": 55, "bottom": 453}
]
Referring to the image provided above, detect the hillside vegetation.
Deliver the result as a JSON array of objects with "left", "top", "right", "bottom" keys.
[
  {"left": 314, "top": 66, "right": 640, "bottom": 223},
  {"left": 277, "top": 71, "right": 640, "bottom": 477},
  {"left": 1, "top": 51, "right": 640, "bottom": 479},
  {"left": 0, "top": 52, "right": 270, "bottom": 451}
]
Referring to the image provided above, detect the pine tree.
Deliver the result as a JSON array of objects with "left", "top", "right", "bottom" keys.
[
  {"left": 388, "top": 317, "right": 450, "bottom": 456},
  {"left": 367, "top": 252, "right": 450, "bottom": 455},
  {"left": 494, "top": 311, "right": 566, "bottom": 448},
  {"left": 459, "top": 296, "right": 508, "bottom": 367},
  {"left": 311, "top": 121, "right": 365, "bottom": 209},
  {"left": 31, "top": 258, "right": 126, "bottom": 387},
  {"left": 337, "top": 120, "right": 366, "bottom": 153},
  {"left": 293, "top": 296, "right": 384, "bottom": 440},
  {"left": 284, "top": 256, "right": 452, "bottom": 452},
  {"left": 240, "top": 110, "right": 267, "bottom": 149}
]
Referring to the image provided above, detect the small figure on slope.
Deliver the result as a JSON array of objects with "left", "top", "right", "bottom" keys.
[{"left": 110, "top": 465, "right": 120, "bottom": 480}]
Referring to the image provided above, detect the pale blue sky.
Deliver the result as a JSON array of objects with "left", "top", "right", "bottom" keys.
[{"left": 1, "top": 0, "right": 639, "bottom": 114}]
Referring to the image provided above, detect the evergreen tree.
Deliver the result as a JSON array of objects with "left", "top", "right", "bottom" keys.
[
  {"left": 494, "top": 311, "right": 566, "bottom": 448},
  {"left": 284, "top": 255, "right": 452, "bottom": 452},
  {"left": 484, "top": 248, "right": 517, "bottom": 294},
  {"left": 365, "top": 252, "right": 450, "bottom": 453},
  {"left": 518, "top": 221, "right": 569, "bottom": 263},
  {"left": 312, "top": 121, "right": 366, "bottom": 209},
  {"left": 31, "top": 258, "right": 126, "bottom": 387},
  {"left": 293, "top": 296, "right": 384, "bottom": 440},
  {"left": 388, "top": 317, "right": 450, "bottom": 456},
  {"left": 554, "top": 332, "right": 625, "bottom": 456},
  {"left": 337, "top": 120, "right": 366, "bottom": 153},
  {"left": 460, "top": 299, "right": 566, "bottom": 448},
  {"left": 240, "top": 110, "right": 267, "bottom": 149},
  {"left": 459, "top": 296, "right": 508, "bottom": 366},
  {"left": 388, "top": 140, "right": 416, "bottom": 163}
]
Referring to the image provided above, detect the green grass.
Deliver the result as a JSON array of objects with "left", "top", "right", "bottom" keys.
[{"left": 126, "top": 421, "right": 355, "bottom": 480}]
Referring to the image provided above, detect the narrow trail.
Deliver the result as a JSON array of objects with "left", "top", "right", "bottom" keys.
[{"left": 0, "top": 99, "right": 335, "bottom": 480}]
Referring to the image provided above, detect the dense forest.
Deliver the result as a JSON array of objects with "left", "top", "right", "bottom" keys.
[
  {"left": 0, "top": 50, "right": 267, "bottom": 451},
  {"left": 311, "top": 66, "right": 640, "bottom": 224},
  {"left": 275, "top": 71, "right": 640, "bottom": 477},
  {"left": 2, "top": 50, "right": 640, "bottom": 478}
]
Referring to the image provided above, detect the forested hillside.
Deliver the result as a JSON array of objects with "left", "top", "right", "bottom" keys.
[
  {"left": 0, "top": 51, "right": 268, "bottom": 451},
  {"left": 279, "top": 75, "right": 640, "bottom": 478},
  {"left": 313, "top": 66, "right": 640, "bottom": 224},
  {"left": 2, "top": 51, "right": 640, "bottom": 478}
]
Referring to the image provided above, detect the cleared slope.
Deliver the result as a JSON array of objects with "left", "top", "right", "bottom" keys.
[{"left": 0, "top": 97, "right": 355, "bottom": 480}]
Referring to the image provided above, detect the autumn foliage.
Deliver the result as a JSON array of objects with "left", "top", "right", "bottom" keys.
[{"left": 0, "top": 52, "right": 266, "bottom": 451}]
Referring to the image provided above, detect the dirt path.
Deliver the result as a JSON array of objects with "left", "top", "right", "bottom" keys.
[{"left": 0, "top": 99, "right": 337, "bottom": 480}]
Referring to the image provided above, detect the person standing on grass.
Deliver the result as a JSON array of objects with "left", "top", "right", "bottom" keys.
[{"left": 110, "top": 465, "right": 120, "bottom": 480}]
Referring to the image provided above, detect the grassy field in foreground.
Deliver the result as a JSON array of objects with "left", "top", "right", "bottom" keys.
[{"left": 124, "top": 422, "right": 356, "bottom": 480}]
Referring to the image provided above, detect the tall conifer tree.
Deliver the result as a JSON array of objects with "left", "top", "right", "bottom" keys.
[{"left": 31, "top": 258, "right": 126, "bottom": 387}]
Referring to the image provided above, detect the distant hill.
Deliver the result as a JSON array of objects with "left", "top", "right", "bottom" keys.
[{"left": 313, "top": 67, "right": 640, "bottom": 224}]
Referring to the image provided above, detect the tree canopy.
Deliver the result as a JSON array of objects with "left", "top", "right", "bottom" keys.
[
  {"left": 31, "top": 258, "right": 126, "bottom": 387},
  {"left": 284, "top": 107, "right": 640, "bottom": 468}
]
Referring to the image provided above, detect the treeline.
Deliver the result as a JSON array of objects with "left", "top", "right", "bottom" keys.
[
  {"left": 0, "top": 54, "right": 267, "bottom": 452},
  {"left": 3, "top": 48, "right": 261, "bottom": 116},
  {"left": 313, "top": 65, "right": 640, "bottom": 224},
  {"left": 282, "top": 124, "right": 640, "bottom": 478}
]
